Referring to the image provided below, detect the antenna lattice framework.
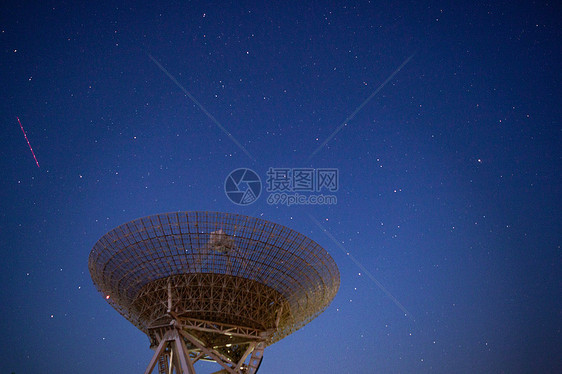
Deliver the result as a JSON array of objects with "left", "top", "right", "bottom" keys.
[{"left": 89, "top": 211, "right": 340, "bottom": 373}]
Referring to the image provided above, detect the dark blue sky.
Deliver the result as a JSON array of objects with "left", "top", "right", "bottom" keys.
[{"left": 1, "top": 1, "right": 560, "bottom": 373}]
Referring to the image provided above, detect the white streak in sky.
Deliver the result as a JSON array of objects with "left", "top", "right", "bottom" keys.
[
  {"left": 308, "top": 213, "right": 414, "bottom": 320},
  {"left": 308, "top": 52, "right": 417, "bottom": 161},
  {"left": 148, "top": 53, "right": 256, "bottom": 162}
]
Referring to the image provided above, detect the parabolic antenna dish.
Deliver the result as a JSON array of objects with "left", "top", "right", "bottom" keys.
[{"left": 89, "top": 211, "right": 339, "bottom": 373}]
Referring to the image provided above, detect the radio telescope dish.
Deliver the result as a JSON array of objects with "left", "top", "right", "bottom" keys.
[{"left": 89, "top": 211, "right": 339, "bottom": 373}]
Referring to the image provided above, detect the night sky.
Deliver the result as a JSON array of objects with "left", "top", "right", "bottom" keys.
[{"left": 1, "top": 1, "right": 561, "bottom": 373}]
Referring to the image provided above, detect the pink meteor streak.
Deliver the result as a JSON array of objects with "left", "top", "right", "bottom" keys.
[{"left": 17, "top": 117, "right": 40, "bottom": 168}]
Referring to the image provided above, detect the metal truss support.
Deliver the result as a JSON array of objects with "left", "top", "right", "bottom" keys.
[
  {"left": 247, "top": 341, "right": 265, "bottom": 374},
  {"left": 144, "top": 329, "right": 196, "bottom": 374},
  {"left": 145, "top": 324, "right": 266, "bottom": 374}
]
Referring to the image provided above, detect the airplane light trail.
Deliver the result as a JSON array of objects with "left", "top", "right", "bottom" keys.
[{"left": 17, "top": 117, "right": 40, "bottom": 168}]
